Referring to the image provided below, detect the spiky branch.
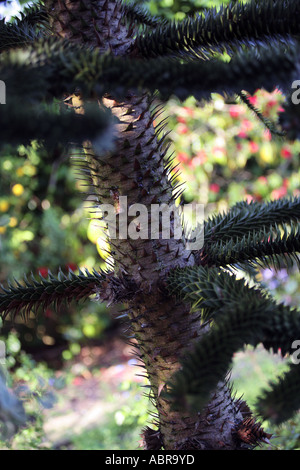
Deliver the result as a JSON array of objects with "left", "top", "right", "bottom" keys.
[
  {"left": 256, "top": 365, "right": 300, "bottom": 425},
  {"left": 203, "top": 197, "right": 300, "bottom": 246},
  {"left": 132, "top": 0, "right": 300, "bottom": 60},
  {"left": 0, "top": 100, "right": 115, "bottom": 150},
  {"left": 194, "top": 198, "right": 300, "bottom": 270},
  {"left": 165, "top": 265, "right": 300, "bottom": 419},
  {"left": 0, "top": 37, "right": 297, "bottom": 108},
  {"left": 202, "top": 222, "right": 300, "bottom": 270},
  {"left": 0, "top": 268, "right": 108, "bottom": 320}
]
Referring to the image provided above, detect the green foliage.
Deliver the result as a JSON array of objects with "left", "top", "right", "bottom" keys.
[
  {"left": 71, "top": 381, "right": 151, "bottom": 450},
  {"left": 162, "top": 90, "right": 299, "bottom": 206},
  {"left": 0, "top": 368, "right": 27, "bottom": 440},
  {"left": 11, "top": 1, "right": 49, "bottom": 30},
  {"left": 122, "top": 1, "right": 163, "bottom": 27},
  {"left": 146, "top": 0, "right": 239, "bottom": 20},
  {"left": 0, "top": 135, "right": 114, "bottom": 351},
  {"left": 0, "top": 330, "right": 59, "bottom": 449}
]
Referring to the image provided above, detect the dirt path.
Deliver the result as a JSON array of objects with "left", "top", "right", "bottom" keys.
[{"left": 42, "top": 337, "right": 145, "bottom": 448}]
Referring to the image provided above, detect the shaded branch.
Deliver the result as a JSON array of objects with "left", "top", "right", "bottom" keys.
[
  {"left": 165, "top": 266, "right": 300, "bottom": 413},
  {"left": 256, "top": 364, "right": 300, "bottom": 425},
  {"left": 0, "top": 16, "right": 46, "bottom": 53},
  {"left": 132, "top": 0, "right": 300, "bottom": 60},
  {"left": 0, "top": 268, "right": 108, "bottom": 321},
  {"left": 0, "top": 100, "right": 116, "bottom": 151},
  {"left": 11, "top": 1, "right": 50, "bottom": 31},
  {"left": 0, "top": 37, "right": 297, "bottom": 104},
  {"left": 121, "top": 1, "right": 164, "bottom": 28}
]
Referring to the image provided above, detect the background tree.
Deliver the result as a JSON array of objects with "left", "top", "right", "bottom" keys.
[{"left": 0, "top": 0, "right": 300, "bottom": 450}]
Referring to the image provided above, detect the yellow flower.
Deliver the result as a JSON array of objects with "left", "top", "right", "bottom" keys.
[
  {"left": 0, "top": 226, "right": 6, "bottom": 234},
  {"left": 0, "top": 200, "right": 9, "bottom": 212},
  {"left": 16, "top": 167, "right": 24, "bottom": 177},
  {"left": 96, "top": 237, "right": 111, "bottom": 260},
  {"left": 259, "top": 142, "right": 274, "bottom": 164},
  {"left": 12, "top": 184, "right": 24, "bottom": 196},
  {"left": 8, "top": 217, "right": 17, "bottom": 227}
]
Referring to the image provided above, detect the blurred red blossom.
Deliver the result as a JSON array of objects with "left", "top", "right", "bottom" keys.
[
  {"left": 176, "top": 116, "right": 186, "bottom": 124},
  {"left": 209, "top": 183, "right": 220, "bottom": 193},
  {"left": 271, "top": 186, "right": 287, "bottom": 199},
  {"left": 177, "top": 152, "right": 189, "bottom": 164},
  {"left": 38, "top": 267, "right": 49, "bottom": 278},
  {"left": 66, "top": 263, "right": 77, "bottom": 272},
  {"left": 280, "top": 147, "right": 293, "bottom": 159},
  {"left": 237, "top": 130, "right": 247, "bottom": 139},
  {"left": 249, "top": 141, "right": 259, "bottom": 153},
  {"left": 245, "top": 194, "right": 254, "bottom": 203},
  {"left": 191, "top": 150, "right": 207, "bottom": 167},
  {"left": 229, "top": 105, "right": 245, "bottom": 119},
  {"left": 183, "top": 106, "right": 194, "bottom": 117},
  {"left": 241, "top": 119, "right": 253, "bottom": 132},
  {"left": 247, "top": 95, "right": 258, "bottom": 106},
  {"left": 257, "top": 176, "right": 268, "bottom": 184},
  {"left": 177, "top": 123, "right": 189, "bottom": 134}
]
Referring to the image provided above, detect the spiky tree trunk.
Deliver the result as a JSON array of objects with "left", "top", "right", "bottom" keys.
[{"left": 44, "top": 0, "right": 251, "bottom": 450}]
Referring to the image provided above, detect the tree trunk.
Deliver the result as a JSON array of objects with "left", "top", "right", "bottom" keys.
[{"left": 46, "top": 0, "right": 251, "bottom": 450}]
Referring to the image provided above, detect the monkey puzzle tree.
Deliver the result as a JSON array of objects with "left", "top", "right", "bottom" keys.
[{"left": 1, "top": 0, "right": 300, "bottom": 450}]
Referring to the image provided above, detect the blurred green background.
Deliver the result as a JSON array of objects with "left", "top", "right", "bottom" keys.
[{"left": 0, "top": 0, "right": 299, "bottom": 450}]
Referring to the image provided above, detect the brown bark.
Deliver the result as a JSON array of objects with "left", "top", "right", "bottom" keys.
[{"left": 45, "top": 0, "right": 254, "bottom": 449}]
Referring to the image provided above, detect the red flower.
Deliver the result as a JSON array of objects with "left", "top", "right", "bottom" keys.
[
  {"left": 176, "top": 116, "right": 186, "bottom": 124},
  {"left": 281, "top": 147, "right": 292, "bottom": 159},
  {"left": 245, "top": 194, "right": 254, "bottom": 203},
  {"left": 183, "top": 106, "right": 194, "bottom": 117},
  {"left": 266, "top": 98, "right": 277, "bottom": 108},
  {"left": 177, "top": 152, "right": 189, "bottom": 164},
  {"left": 191, "top": 150, "right": 207, "bottom": 167},
  {"left": 66, "top": 263, "right": 77, "bottom": 272},
  {"left": 258, "top": 176, "right": 268, "bottom": 184},
  {"left": 241, "top": 119, "right": 253, "bottom": 132},
  {"left": 247, "top": 95, "right": 258, "bottom": 106},
  {"left": 229, "top": 106, "right": 241, "bottom": 118},
  {"left": 264, "top": 130, "right": 271, "bottom": 141},
  {"left": 45, "top": 309, "right": 53, "bottom": 318},
  {"left": 271, "top": 186, "right": 287, "bottom": 199},
  {"left": 237, "top": 130, "right": 247, "bottom": 139},
  {"left": 72, "top": 377, "right": 84, "bottom": 386},
  {"left": 249, "top": 141, "right": 259, "bottom": 153},
  {"left": 283, "top": 178, "right": 289, "bottom": 188},
  {"left": 177, "top": 124, "right": 189, "bottom": 134},
  {"left": 38, "top": 267, "right": 49, "bottom": 278},
  {"left": 209, "top": 183, "right": 220, "bottom": 194}
]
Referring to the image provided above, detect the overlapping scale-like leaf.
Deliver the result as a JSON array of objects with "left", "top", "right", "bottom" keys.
[{"left": 165, "top": 265, "right": 300, "bottom": 420}]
